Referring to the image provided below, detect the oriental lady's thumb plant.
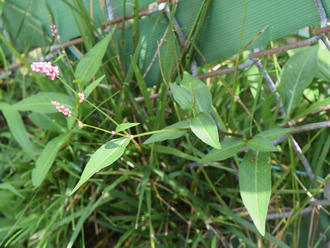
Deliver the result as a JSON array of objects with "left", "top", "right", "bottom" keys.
[{"left": 1, "top": 15, "right": 324, "bottom": 246}]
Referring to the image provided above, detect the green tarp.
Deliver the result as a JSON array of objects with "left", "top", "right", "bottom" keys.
[{"left": 1, "top": 0, "right": 329, "bottom": 85}]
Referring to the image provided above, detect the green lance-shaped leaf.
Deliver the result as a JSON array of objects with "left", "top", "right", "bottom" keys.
[
  {"left": 75, "top": 28, "right": 116, "bottom": 86},
  {"left": 247, "top": 136, "right": 278, "bottom": 152},
  {"left": 190, "top": 112, "right": 221, "bottom": 149},
  {"left": 0, "top": 183, "right": 24, "bottom": 198},
  {"left": 279, "top": 45, "right": 318, "bottom": 116},
  {"left": 143, "top": 120, "right": 190, "bottom": 144},
  {"left": 32, "top": 132, "right": 71, "bottom": 187},
  {"left": 169, "top": 83, "right": 193, "bottom": 110},
  {"left": 239, "top": 151, "right": 271, "bottom": 236},
  {"left": 0, "top": 103, "right": 35, "bottom": 159},
  {"left": 28, "top": 113, "right": 66, "bottom": 133},
  {"left": 83, "top": 75, "right": 105, "bottom": 98},
  {"left": 255, "top": 128, "right": 292, "bottom": 141},
  {"left": 181, "top": 71, "right": 212, "bottom": 114},
  {"left": 71, "top": 137, "right": 130, "bottom": 194},
  {"left": 115, "top": 122, "right": 140, "bottom": 133},
  {"left": 199, "top": 138, "right": 244, "bottom": 163},
  {"left": 13, "top": 92, "right": 73, "bottom": 113}
]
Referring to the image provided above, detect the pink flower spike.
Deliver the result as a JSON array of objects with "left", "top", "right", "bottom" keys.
[
  {"left": 31, "top": 62, "right": 59, "bottom": 80},
  {"left": 51, "top": 101, "right": 72, "bottom": 117},
  {"left": 78, "top": 93, "right": 86, "bottom": 103},
  {"left": 50, "top": 24, "right": 58, "bottom": 37}
]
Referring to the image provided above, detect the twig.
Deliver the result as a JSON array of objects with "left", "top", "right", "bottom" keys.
[
  {"left": 266, "top": 206, "right": 313, "bottom": 220},
  {"left": 281, "top": 105, "right": 330, "bottom": 128},
  {"left": 197, "top": 59, "right": 256, "bottom": 79},
  {"left": 249, "top": 35, "right": 322, "bottom": 58},
  {"left": 290, "top": 136, "right": 314, "bottom": 181},
  {"left": 314, "top": 26, "right": 330, "bottom": 35},
  {"left": 253, "top": 50, "right": 315, "bottom": 182},
  {"left": 314, "top": 0, "right": 328, "bottom": 27},
  {"left": 290, "top": 121, "right": 330, "bottom": 134},
  {"left": 254, "top": 57, "right": 286, "bottom": 115},
  {"left": 266, "top": 200, "right": 330, "bottom": 220},
  {"left": 314, "top": 0, "right": 330, "bottom": 50}
]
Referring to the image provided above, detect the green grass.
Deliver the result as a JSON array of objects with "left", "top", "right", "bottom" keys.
[{"left": 0, "top": 1, "right": 329, "bottom": 247}]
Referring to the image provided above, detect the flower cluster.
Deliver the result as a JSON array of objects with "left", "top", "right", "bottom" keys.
[
  {"left": 51, "top": 101, "right": 72, "bottom": 117},
  {"left": 31, "top": 62, "right": 59, "bottom": 80},
  {"left": 78, "top": 92, "right": 86, "bottom": 103},
  {"left": 50, "top": 24, "right": 60, "bottom": 40}
]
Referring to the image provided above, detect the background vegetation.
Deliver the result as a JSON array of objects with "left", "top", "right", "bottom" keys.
[{"left": 0, "top": 1, "right": 329, "bottom": 247}]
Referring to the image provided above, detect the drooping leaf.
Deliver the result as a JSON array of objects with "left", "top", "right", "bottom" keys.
[
  {"left": 190, "top": 112, "right": 221, "bottom": 149},
  {"left": 239, "top": 151, "right": 271, "bottom": 236},
  {"left": 181, "top": 71, "right": 212, "bottom": 114},
  {"left": 13, "top": 92, "right": 73, "bottom": 113},
  {"left": 255, "top": 128, "right": 292, "bottom": 141},
  {"left": 71, "top": 137, "right": 130, "bottom": 194},
  {"left": 0, "top": 103, "right": 35, "bottom": 159},
  {"left": 317, "top": 41, "right": 330, "bottom": 81},
  {"left": 199, "top": 138, "right": 244, "bottom": 163},
  {"left": 0, "top": 183, "right": 24, "bottom": 198},
  {"left": 247, "top": 136, "right": 278, "bottom": 152},
  {"left": 28, "top": 112, "right": 66, "bottom": 133},
  {"left": 279, "top": 45, "right": 318, "bottom": 116},
  {"left": 115, "top": 122, "right": 140, "bottom": 133},
  {"left": 169, "top": 83, "right": 193, "bottom": 110},
  {"left": 32, "top": 132, "right": 71, "bottom": 187},
  {"left": 143, "top": 121, "right": 189, "bottom": 144},
  {"left": 83, "top": 75, "right": 105, "bottom": 98},
  {"left": 75, "top": 29, "right": 115, "bottom": 86}
]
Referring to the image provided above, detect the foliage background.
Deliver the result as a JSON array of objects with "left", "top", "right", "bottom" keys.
[{"left": 0, "top": 0, "right": 329, "bottom": 247}]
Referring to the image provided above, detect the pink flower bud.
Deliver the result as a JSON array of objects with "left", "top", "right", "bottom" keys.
[
  {"left": 78, "top": 121, "right": 84, "bottom": 127},
  {"left": 78, "top": 93, "right": 86, "bottom": 103},
  {"left": 50, "top": 24, "right": 58, "bottom": 37}
]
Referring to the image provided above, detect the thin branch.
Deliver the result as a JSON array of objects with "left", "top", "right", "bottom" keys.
[
  {"left": 254, "top": 51, "right": 315, "bottom": 182},
  {"left": 249, "top": 35, "right": 322, "bottom": 58},
  {"left": 314, "top": 26, "right": 330, "bottom": 35},
  {"left": 197, "top": 59, "right": 256, "bottom": 79},
  {"left": 289, "top": 136, "right": 314, "bottom": 181},
  {"left": 266, "top": 206, "right": 313, "bottom": 220},
  {"left": 314, "top": 0, "right": 328, "bottom": 27},
  {"left": 290, "top": 121, "right": 330, "bottom": 134},
  {"left": 266, "top": 200, "right": 330, "bottom": 220}
]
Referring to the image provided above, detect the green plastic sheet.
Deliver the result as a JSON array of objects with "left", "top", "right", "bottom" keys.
[{"left": 1, "top": 0, "right": 330, "bottom": 85}]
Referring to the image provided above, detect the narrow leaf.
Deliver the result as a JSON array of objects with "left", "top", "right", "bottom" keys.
[
  {"left": 247, "top": 136, "right": 278, "bottom": 152},
  {"left": 190, "top": 112, "right": 221, "bottom": 149},
  {"left": 83, "top": 75, "right": 105, "bottom": 98},
  {"left": 115, "top": 122, "right": 140, "bottom": 133},
  {"left": 135, "top": 166, "right": 151, "bottom": 228},
  {"left": 0, "top": 183, "right": 24, "bottom": 198},
  {"left": 293, "top": 97, "right": 330, "bottom": 120},
  {"left": 28, "top": 113, "right": 66, "bottom": 133},
  {"left": 0, "top": 103, "right": 35, "bottom": 159},
  {"left": 32, "top": 133, "right": 71, "bottom": 187},
  {"left": 239, "top": 151, "right": 271, "bottom": 236},
  {"left": 169, "top": 83, "right": 193, "bottom": 110},
  {"left": 256, "top": 128, "right": 292, "bottom": 141},
  {"left": 75, "top": 29, "right": 115, "bottom": 85},
  {"left": 199, "top": 138, "right": 244, "bottom": 163},
  {"left": 144, "top": 121, "right": 189, "bottom": 144},
  {"left": 279, "top": 45, "right": 318, "bottom": 116},
  {"left": 71, "top": 137, "right": 130, "bottom": 194},
  {"left": 13, "top": 93, "right": 73, "bottom": 113},
  {"left": 181, "top": 71, "right": 212, "bottom": 114}
]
